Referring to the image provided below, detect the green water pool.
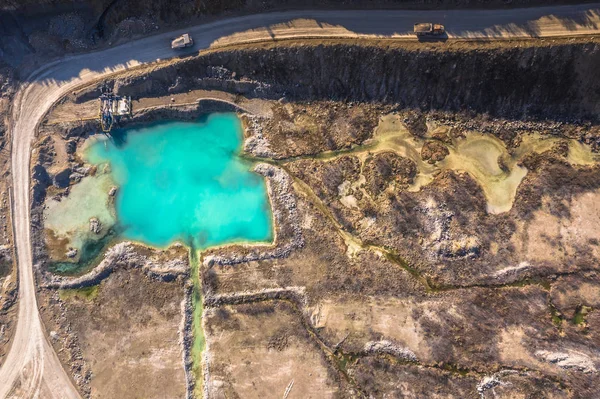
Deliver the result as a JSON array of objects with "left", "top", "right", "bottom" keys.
[{"left": 85, "top": 113, "right": 273, "bottom": 249}]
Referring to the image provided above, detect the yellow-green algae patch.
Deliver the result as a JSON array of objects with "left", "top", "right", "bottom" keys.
[
  {"left": 363, "top": 114, "right": 600, "bottom": 214},
  {"left": 58, "top": 285, "right": 100, "bottom": 301}
]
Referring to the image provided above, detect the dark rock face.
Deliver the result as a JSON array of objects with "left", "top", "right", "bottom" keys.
[
  {"left": 198, "top": 43, "right": 600, "bottom": 121},
  {"left": 32, "top": 164, "right": 51, "bottom": 186},
  {"left": 404, "top": 112, "right": 428, "bottom": 138},
  {"left": 94, "top": 42, "right": 600, "bottom": 123},
  {"left": 32, "top": 164, "right": 51, "bottom": 205},
  {"left": 65, "top": 140, "right": 76, "bottom": 154},
  {"left": 32, "top": 183, "right": 46, "bottom": 205},
  {"left": 53, "top": 167, "right": 71, "bottom": 188}
]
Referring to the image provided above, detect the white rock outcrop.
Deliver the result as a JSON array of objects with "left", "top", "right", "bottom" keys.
[
  {"left": 536, "top": 350, "right": 597, "bottom": 374},
  {"left": 363, "top": 340, "right": 417, "bottom": 361}
]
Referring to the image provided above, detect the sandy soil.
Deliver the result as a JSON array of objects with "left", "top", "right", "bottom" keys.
[
  {"left": 34, "top": 95, "right": 600, "bottom": 398},
  {"left": 204, "top": 301, "right": 342, "bottom": 398},
  {"left": 47, "top": 89, "right": 274, "bottom": 125},
  {"left": 38, "top": 268, "right": 187, "bottom": 399}
]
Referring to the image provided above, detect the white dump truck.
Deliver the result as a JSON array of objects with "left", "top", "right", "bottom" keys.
[{"left": 171, "top": 33, "right": 194, "bottom": 49}]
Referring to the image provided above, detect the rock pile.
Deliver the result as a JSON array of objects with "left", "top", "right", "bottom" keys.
[{"left": 89, "top": 217, "right": 101, "bottom": 234}]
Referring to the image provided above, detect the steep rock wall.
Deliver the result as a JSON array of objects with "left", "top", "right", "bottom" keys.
[{"left": 108, "top": 42, "right": 600, "bottom": 121}]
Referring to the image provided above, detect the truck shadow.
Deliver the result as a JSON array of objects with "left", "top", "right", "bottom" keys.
[{"left": 417, "top": 34, "right": 449, "bottom": 42}]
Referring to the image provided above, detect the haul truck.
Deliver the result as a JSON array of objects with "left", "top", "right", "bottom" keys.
[
  {"left": 171, "top": 33, "right": 194, "bottom": 49},
  {"left": 414, "top": 23, "right": 445, "bottom": 36}
]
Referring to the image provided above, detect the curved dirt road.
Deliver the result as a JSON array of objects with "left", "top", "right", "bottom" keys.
[{"left": 1, "top": 4, "right": 600, "bottom": 398}]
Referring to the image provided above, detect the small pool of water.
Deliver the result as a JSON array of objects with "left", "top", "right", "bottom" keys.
[{"left": 83, "top": 113, "right": 273, "bottom": 249}]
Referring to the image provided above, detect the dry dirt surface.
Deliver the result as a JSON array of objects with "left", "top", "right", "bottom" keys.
[
  {"left": 204, "top": 301, "right": 344, "bottom": 398},
  {"left": 2, "top": 1, "right": 600, "bottom": 66},
  {"left": 0, "top": 63, "right": 16, "bottom": 372},
  {"left": 38, "top": 268, "right": 187, "bottom": 399}
]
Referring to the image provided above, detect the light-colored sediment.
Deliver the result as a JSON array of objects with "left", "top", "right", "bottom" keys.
[
  {"left": 476, "top": 370, "right": 519, "bottom": 398},
  {"left": 535, "top": 350, "right": 598, "bottom": 374},
  {"left": 363, "top": 340, "right": 418, "bottom": 361}
]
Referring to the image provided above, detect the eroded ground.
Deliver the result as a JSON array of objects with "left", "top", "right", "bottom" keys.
[
  {"left": 32, "top": 61, "right": 600, "bottom": 398},
  {"left": 205, "top": 301, "right": 344, "bottom": 398},
  {"left": 0, "top": 72, "right": 16, "bottom": 367},
  {"left": 202, "top": 102, "right": 600, "bottom": 398},
  {"left": 38, "top": 266, "right": 187, "bottom": 398}
]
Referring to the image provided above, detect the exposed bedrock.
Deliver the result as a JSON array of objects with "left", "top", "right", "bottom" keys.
[{"left": 88, "top": 42, "right": 600, "bottom": 123}]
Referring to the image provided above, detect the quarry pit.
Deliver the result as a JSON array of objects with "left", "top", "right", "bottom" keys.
[{"left": 13, "top": 36, "right": 599, "bottom": 398}]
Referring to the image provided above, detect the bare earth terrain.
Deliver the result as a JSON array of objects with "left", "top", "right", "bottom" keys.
[{"left": 39, "top": 268, "right": 187, "bottom": 398}]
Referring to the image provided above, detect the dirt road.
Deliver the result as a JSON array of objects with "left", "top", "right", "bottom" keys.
[{"left": 1, "top": 4, "right": 599, "bottom": 398}]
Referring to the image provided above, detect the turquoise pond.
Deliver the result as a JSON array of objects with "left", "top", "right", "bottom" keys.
[{"left": 84, "top": 113, "right": 273, "bottom": 249}]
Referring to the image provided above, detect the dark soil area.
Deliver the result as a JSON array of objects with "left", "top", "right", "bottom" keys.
[{"left": 364, "top": 152, "right": 417, "bottom": 196}]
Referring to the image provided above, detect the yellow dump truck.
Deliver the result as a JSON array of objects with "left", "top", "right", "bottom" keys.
[
  {"left": 171, "top": 33, "right": 194, "bottom": 49},
  {"left": 414, "top": 23, "right": 445, "bottom": 36}
]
